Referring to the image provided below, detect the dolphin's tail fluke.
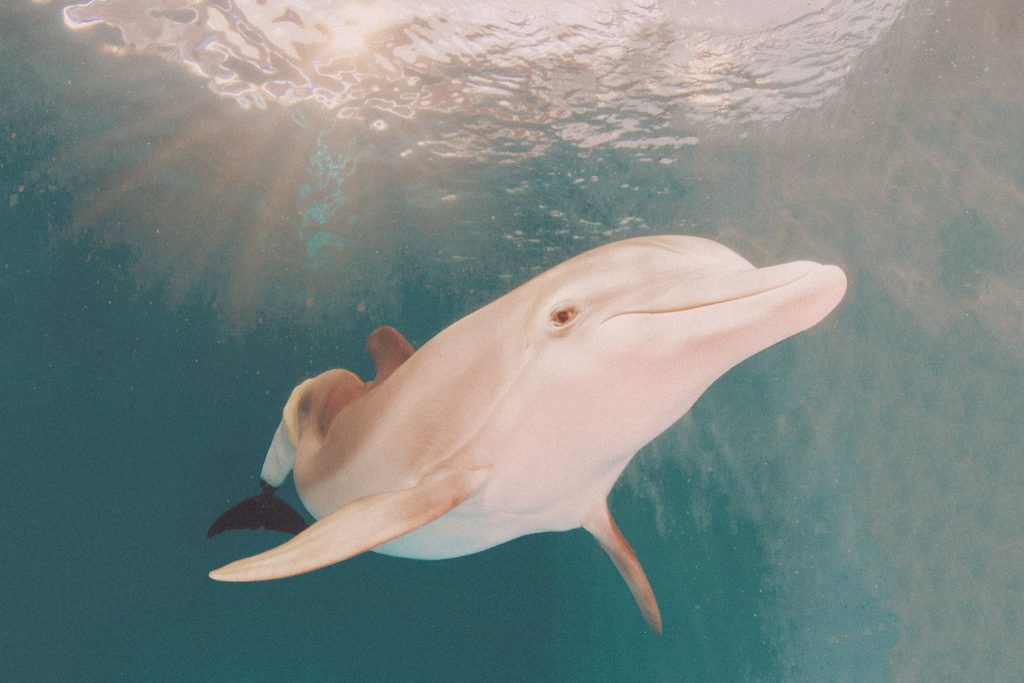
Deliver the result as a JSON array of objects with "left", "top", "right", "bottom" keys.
[{"left": 207, "top": 480, "right": 309, "bottom": 538}]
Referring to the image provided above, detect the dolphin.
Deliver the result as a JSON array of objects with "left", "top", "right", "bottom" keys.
[{"left": 208, "top": 235, "right": 847, "bottom": 634}]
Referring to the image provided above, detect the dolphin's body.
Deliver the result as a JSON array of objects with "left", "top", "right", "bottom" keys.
[{"left": 209, "top": 235, "right": 847, "bottom": 633}]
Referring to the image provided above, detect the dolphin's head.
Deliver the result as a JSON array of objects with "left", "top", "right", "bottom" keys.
[{"left": 508, "top": 235, "right": 848, "bottom": 462}]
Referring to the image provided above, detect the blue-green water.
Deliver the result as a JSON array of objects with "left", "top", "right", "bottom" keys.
[{"left": 2, "top": 1, "right": 1022, "bottom": 680}]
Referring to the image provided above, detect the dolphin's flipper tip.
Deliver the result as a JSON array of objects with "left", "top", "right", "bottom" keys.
[
  {"left": 207, "top": 480, "right": 309, "bottom": 539},
  {"left": 208, "top": 465, "right": 489, "bottom": 583},
  {"left": 585, "top": 504, "right": 663, "bottom": 635}
]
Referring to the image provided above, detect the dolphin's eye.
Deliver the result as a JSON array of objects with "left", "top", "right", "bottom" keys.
[{"left": 550, "top": 306, "right": 578, "bottom": 327}]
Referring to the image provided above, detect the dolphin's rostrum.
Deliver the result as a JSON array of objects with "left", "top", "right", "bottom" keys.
[{"left": 208, "top": 235, "right": 848, "bottom": 634}]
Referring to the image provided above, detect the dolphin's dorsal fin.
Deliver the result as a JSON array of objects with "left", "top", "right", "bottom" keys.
[
  {"left": 584, "top": 505, "right": 663, "bottom": 635},
  {"left": 366, "top": 326, "right": 415, "bottom": 384},
  {"left": 209, "top": 465, "right": 488, "bottom": 582}
]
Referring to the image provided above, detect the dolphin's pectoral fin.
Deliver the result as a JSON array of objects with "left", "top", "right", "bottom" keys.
[
  {"left": 209, "top": 465, "right": 488, "bottom": 582},
  {"left": 584, "top": 505, "right": 663, "bottom": 635},
  {"left": 207, "top": 480, "right": 309, "bottom": 538},
  {"left": 366, "top": 326, "right": 415, "bottom": 384}
]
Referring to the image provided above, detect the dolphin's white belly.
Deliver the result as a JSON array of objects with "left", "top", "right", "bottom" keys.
[
  {"left": 370, "top": 505, "right": 547, "bottom": 559},
  {"left": 372, "top": 438, "right": 631, "bottom": 559}
]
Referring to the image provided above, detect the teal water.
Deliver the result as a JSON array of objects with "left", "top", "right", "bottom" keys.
[{"left": 2, "top": 1, "right": 1022, "bottom": 680}]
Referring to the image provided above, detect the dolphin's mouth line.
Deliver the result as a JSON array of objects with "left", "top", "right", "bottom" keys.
[{"left": 601, "top": 264, "right": 819, "bottom": 324}]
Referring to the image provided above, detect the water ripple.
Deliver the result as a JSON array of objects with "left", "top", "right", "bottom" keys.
[{"left": 64, "top": 0, "right": 906, "bottom": 156}]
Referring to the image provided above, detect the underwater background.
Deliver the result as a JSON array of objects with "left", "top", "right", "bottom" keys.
[{"left": 2, "top": 1, "right": 1021, "bottom": 680}]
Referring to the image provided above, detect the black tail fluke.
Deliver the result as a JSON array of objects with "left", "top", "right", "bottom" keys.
[{"left": 207, "top": 480, "right": 309, "bottom": 538}]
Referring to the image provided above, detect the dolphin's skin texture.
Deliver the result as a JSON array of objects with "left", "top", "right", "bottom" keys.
[{"left": 209, "top": 235, "right": 848, "bottom": 633}]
